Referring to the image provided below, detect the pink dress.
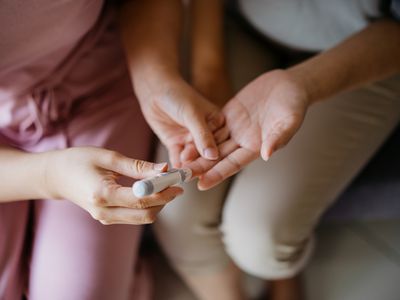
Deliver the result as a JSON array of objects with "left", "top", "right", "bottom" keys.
[{"left": 0, "top": 1, "right": 153, "bottom": 299}]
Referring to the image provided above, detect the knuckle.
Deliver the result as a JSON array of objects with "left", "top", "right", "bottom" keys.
[
  {"left": 226, "top": 156, "right": 241, "bottom": 173},
  {"left": 198, "top": 126, "right": 211, "bottom": 137},
  {"left": 90, "top": 208, "right": 107, "bottom": 221},
  {"left": 135, "top": 198, "right": 147, "bottom": 209},
  {"left": 132, "top": 159, "right": 146, "bottom": 173},
  {"left": 91, "top": 194, "right": 107, "bottom": 207},
  {"left": 93, "top": 182, "right": 114, "bottom": 205},
  {"left": 108, "top": 151, "right": 122, "bottom": 166},
  {"left": 101, "top": 183, "right": 115, "bottom": 200},
  {"left": 212, "top": 169, "right": 225, "bottom": 183},
  {"left": 142, "top": 211, "right": 157, "bottom": 224},
  {"left": 99, "top": 219, "right": 112, "bottom": 225},
  {"left": 158, "top": 192, "right": 175, "bottom": 204}
]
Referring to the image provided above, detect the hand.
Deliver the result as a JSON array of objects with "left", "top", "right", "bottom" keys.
[
  {"left": 185, "top": 69, "right": 310, "bottom": 190},
  {"left": 44, "top": 147, "right": 183, "bottom": 225},
  {"left": 135, "top": 73, "right": 226, "bottom": 167},
  {"left": 178, "top": 63, "right": 232, "bottom": 164}
]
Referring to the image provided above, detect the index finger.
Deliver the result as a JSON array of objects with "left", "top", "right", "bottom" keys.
[
  {"left": 197, "top": 147, "right": 257, "bottom": 190},
  {"left": 103, "top": 186, "right": 183, "bottom": 209},
  {"left": 183, "top": 139, "right": 239, "bottom": 178}
]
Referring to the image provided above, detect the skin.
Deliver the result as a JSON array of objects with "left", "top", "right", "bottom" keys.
[
  {"left": 186, "top": 19, "right": 400, "bottom": 191},
  {"left": 118, "top": 0, "right": 228, "bottom": 168},
  {"left": 0, "top": 146, "right": 183, "bottom": 224},
  {"left": 189, "top": 0, "right": 233, "bottom": 108},
  {"left": 178, "top": 0, "right": 233, "bottom": 164},
  {"left": 169, "top": 2, "right": 246, "bottom": 300}
]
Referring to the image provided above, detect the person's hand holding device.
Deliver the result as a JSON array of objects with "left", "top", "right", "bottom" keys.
[{"left": 44, "top": 147, "right": 183, "bottom": 225}]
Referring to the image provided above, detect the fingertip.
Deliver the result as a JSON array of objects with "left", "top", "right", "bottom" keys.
[
  {"left": 154, "top": 162, "right": 168, "bottom": 171},
  {"left": 175, "top": 186, "right": 184, "bottom": 194},
  {"left": 203, "top": 147, "right": 219, "bottom": 160},
  {"left": 197, "top": 179, "right": 213, "bottom": 191},
  {"left": 261, "top": 143, "right": 274, "bottom": 161},
  {"left": 261, "top": 150, "right": 270, "bottom": 161},
  {"left": 197, "top": 182, "right": 207, "bottom": 191},
  {"left": 188, "top": 116, "right": 220, "bottom": 161}
]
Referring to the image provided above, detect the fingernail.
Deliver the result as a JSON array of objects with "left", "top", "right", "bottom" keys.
[
  {"left": 197, "top": 183, "right": 210, "bottom": 191},
  {"left": 197, "top": 178, "right": 211, "bottom": 191},
  {"left": 204, "top": 147, "right": 219, "bottom": 160},
  {"left": 154, "top": 162, "right": 168, "bottom": 171}
]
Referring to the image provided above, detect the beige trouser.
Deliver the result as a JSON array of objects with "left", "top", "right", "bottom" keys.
[{"left": 153, "top": 20, "right": 400, "bottom": 280}]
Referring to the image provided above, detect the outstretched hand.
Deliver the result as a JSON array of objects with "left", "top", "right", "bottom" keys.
[{"left": 185, "top": 70, "right": 310, "bottom": 190}]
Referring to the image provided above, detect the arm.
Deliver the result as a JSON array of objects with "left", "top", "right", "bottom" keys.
[
  {"left": 0, "top": 147, "right": 49, "bottom": 202},
  {"left": 190, "top": 0, "right": 232, "bottom": 106},
  {"left": 119, "top": 0, "right": 182, "bottom": 91},
  {"left": 187, "top": 19, "right": 400, "bottom": 190},
  {"left": 289, "top": 19, "right": 400, "bottom": 104},
  {"left": 118, "top": 0, "right": 226, "bottom": 165},
  {"left": 0, "top": 146, "right": 182, "bottom": 224}
]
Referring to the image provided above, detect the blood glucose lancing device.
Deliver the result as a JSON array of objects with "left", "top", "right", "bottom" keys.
[{"left": 132, "top": 168, "right": 192, "bottom": 197}]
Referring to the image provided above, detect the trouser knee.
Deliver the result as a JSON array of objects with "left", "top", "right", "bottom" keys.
[{"left": 222, "top": 222, "right": 314, "bottom": 279}]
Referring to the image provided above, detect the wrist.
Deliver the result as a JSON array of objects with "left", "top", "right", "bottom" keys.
[
  {"left": 286, "top": 65, "right": 320, "bottom": 106},
  {"left": 130, "top": 59, "right": 183, "bottom": 103},
  {"left": 17, "top": 151, "right": 58, "bottom": 200},
  {"left": 35, "top": 150, "right": 64, "bottom": 200},
  {"left": 192, "top": 59, "right": 227, "bottom": 79}
]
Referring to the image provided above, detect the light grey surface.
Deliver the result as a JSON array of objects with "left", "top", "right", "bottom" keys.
[
  {"left": 305, "top": 220, "right": 400, "bottom": 300},
  {"left": 154, "top": 220, "right": 400, "bottom": 300}
]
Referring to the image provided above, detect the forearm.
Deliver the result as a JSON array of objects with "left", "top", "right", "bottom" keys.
[
  {"left": 0, "top": 147, "right": 50, "bottom": 202},
  {"left": 118, "top": 0, "right": 183, "bottom": 97},
  {"left": 189, "top": 0, "right": 231, "bottom": 106},
  {"left": 288, "top": 19, "right": 400, "bottom": 104},
  {"left": 190, "top": 0, "right": 226, "bottom": 76}
]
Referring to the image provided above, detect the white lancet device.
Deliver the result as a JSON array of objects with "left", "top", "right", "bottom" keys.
[{"left": 132, "top": 168, "right": 192, "bottom": 197}]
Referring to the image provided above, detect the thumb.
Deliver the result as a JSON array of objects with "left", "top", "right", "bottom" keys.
[
  {"left": 185, "top": 109, "right": 220, "bottom": 161},
  {"left": 99, "top": 151, "right": 168, "bottom": 179},
  {"left": 260, "top": 118, "right": 288, "bottom": 161},
  {"left": 261, "top": 116, "right": 301, "bottom": 161},
  {"left": 260, "top": 132, "right": 278, "bottom": 161}
]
